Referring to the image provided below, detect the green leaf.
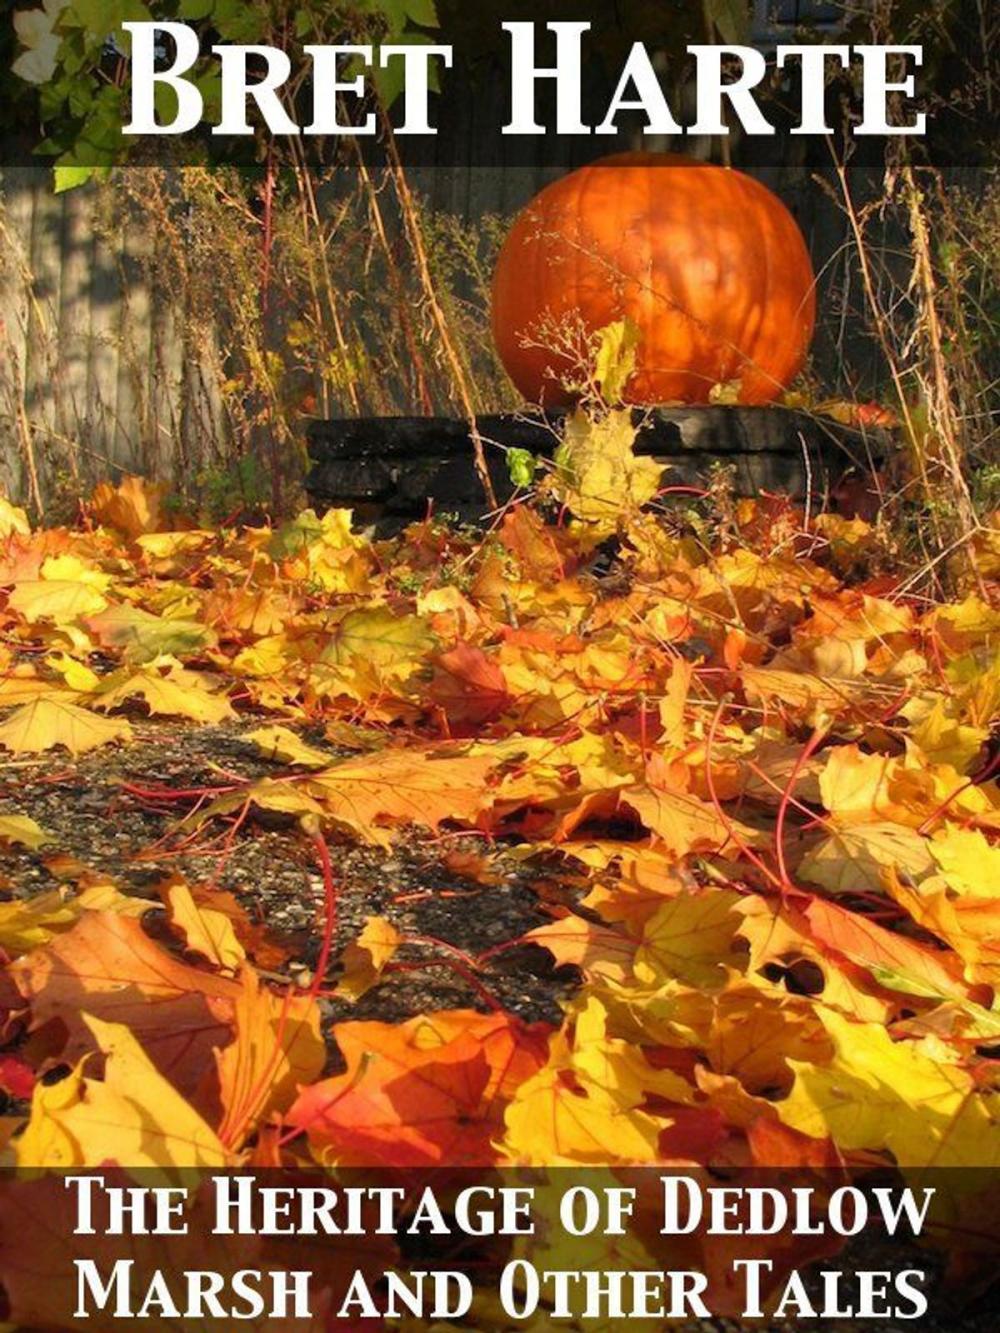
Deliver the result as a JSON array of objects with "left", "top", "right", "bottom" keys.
[
  {"left": 35, "top": 136, "right": 67, "bottom": 159},
  {"left": 179, "top": 0, "right": 216, "bottom": 17},
  {"left": 212, "top": 0, "right": 268, "bottom": 43},
  {"left": 60, "top": 32, "right": 89, "bottom": 79},
  {"left": 39, "top": 77, "right": 73, "bottom": 122},
  {"left": 70, "top": 0, "right": 150, "bottom": 40},
  {"left": 373, "top": 46, "right": 407, "bottom": 109},
  {"left": 404, "top": 0, "right": 438, "bottom": 27},
  {"left": 154, "top": 76, "right": 187, "bottom": 131},
  {"left": 73, "top": 85, "right": 128, "bottom": 164},
  {"left": 507, "top": 448, "right": 538, "bottom": 489},
  {"left": 67, "top": 79, "right": 94, "bottom": 118},
  {"left": 53, "top": 164, "right": 99, "bottom": 192},
  {"left": 375, "top": 32, "right": 444, "bottom": 106},
  {"left": 194, "top": 68, "right": 222, "bottom": 121},
  {"left": 358, "top": 0, "right": 404, "bottom": 31}
]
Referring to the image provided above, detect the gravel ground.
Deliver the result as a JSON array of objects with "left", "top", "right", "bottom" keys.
[
  {"left": 0, "top": 721, "right": 994, "bottom": 1330},
  {"left": 0, "top": 720, "right": 574, "bottom": 1030}
]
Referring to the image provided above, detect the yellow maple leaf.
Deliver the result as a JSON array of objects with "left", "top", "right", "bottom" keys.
[
  {"left": 0, "top": 667, "right": 69, "bottom": 709},
  {"left": 0, "top": 889, "right": 81, "bottom": 955},
  {"left": 0, "top": 881, "right": 148, "bottom": 956},
  {"left": 623, "top": 783, "right": 747, "bottom": 858},
  {"left": 95, "top": 661, "right": 233, "bottom": 724},
  {"left": 216, "top": 969, "right": 325, "bottom": 1145},
  {"left": 90, "top": 475, "right": 165, "bottom": 539},
  {"left": 811, "top": 635, "right": 869, "bottom": 680},
  {"left": 15, "top": 1015, "right": 230, "bottom": 1168},
  {"left": 578, "top": 844, "right": 690, "bottom": 930},
  {"left": 83, "top": 604, "right": 215, "bottom": 664},
  {"left": 0, "top": 496, "right": 30, "bottom": 538},
  {"left": 44, "top": 652, "right": 101, "bottom": 694},
  {"left": 495, "top": 650, "right": 592, "bottom": 731},
  {"left": 904, "top": 695, "right": 989, "bottom": 775},
  {"left": 954, "top": 650, "right": 1000, "bottom": 729},
  {"left": 231, "top": 633, "right": 295, "bottom": 678},
  {"left": 39, "top": 554, "right": 112, "bottom": 592},
  {"left": 930, "top": 826, "right": 1000, "bottom": 897},
  {"left": 0, "top": 698, "right": 131, "bottom": 756},
  {"left": 7, "top": 580, "right": 108, "bottom": 625},
  {"left": 200, "top": 778, "right": 326, "bottom": 828},
  {"left": 592, "top": 317, "right": 640, "bottom": 405},
  {"left": 164, "top": 881, "right": 245, "bottom": 972},
  {"left": 136, "top": 530, "right": 213, "bottom": 561},
  {"left": 741, "top": 665, "right": 859, "bottom": 722},
  {"left": 634, "top": 889, "right": 746, "bottom": 989},
  {"left": 570, "top": 994, "right": 693, "bottom": 1109},
  {"left": 273, "top": 509, "right": 372, "bottom": 593},
  {"left": 779, "top": 1008, "right": 1000, "bottom": 1168},
  {"left": 203, "top": 745, "right": 497, "bottom": 849},
  {"left": 812, "top": 511, "right": 874, "bottom": 561},
  {"left": 924, "top": 595, "right": 1000, "bottom": 645},
  {"left": 0, "top": 814, "right": 52, "bottom": 851},
  {"left": 884, "top": 870, "right": 1000, "bottom": 989},
  {"left": 245, "top": 724, "right": 333, "bottom": 769},
  {"left": 301, "top": 745, "right": 497, "bottom": 847},
  {"left": 335, "top": 916, "right": 403, "bottom": 1000},
  {"left": 553, "top": 409, "right": 661, "bottom": 535},
  {"left": 501, "top": 1005, "right": 666, "bottom": 1167},
  {"left": 703, "top": 980, "right": 831, "bottom": 1097},
  {"left": 487, "top": 731, "right": 633, "bottom": 810},
  {"left": 734, "top": 896, "right": 893, "bottom": 1024},
  {"left": 819, "top": 744, "right": 994, "bottom": 828},
  {"left": 798, "top": 822, "right": 934, "bottom": 896},
  {"left": 322, "top": 606, "right": 436, "bottom": 676},
  {"left": 523, "top": 916, "right": 637, "bottom": 986},
  {"left": 658, "top": 658, "right": 694, "bottom": 752}
]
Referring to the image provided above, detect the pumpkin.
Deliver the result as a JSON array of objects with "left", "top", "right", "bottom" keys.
[{"left": 491, "top": 153, "right": 816, "bottom": 407}]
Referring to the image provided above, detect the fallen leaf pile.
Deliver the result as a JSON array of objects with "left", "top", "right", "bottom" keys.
[{"left": 1, "top": 476, "right": 999, "bottom": 1313}]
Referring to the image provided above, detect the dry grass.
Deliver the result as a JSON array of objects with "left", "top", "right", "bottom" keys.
[
  {"left": 0, "top": 161, "right": 514, "bottom": 521},
  {"left": 0, "top": 150, "right": 996, "bottom": 584}
]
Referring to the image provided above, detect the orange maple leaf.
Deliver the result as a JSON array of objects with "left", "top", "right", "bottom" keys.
[
  {"left": 286, "top": 1011, "right": 550, "bottom": 1167},
  {"left": 10, "top": 912, "right": 240, "bottom": 1101},
  {"left": 430, "top": 642, "right": 511, "bottom": 726}
]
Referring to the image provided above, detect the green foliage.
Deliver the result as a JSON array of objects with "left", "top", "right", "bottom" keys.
[
  {"left": 194, "top": 452, "right": 272, "bottom": 522},
  {"left": 10, "top": 0, "right": 442, "bottom": 182}
]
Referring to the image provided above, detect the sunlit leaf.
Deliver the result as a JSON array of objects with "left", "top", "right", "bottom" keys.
[{"left": 0, "top": 698, "right": 131, "bottom": 756}]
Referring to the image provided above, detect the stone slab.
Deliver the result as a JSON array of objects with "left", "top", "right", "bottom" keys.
[{"left": 305, "top": 408, "right": 885, "bottom": 522}]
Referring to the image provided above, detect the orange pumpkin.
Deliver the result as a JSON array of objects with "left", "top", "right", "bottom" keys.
[{"left": 492, "top": 153, "right": 816, "bottom": 407}]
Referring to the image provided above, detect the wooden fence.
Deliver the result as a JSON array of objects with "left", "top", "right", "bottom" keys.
[
  {"left": 0, "top": 152, "right": 863, "bottom": 512},
  {"left": 0, "top": 159, "right": 569, "bottom": 510},
  {"left": 0, "top": 165, "right": 233, "bottom": 510}
]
